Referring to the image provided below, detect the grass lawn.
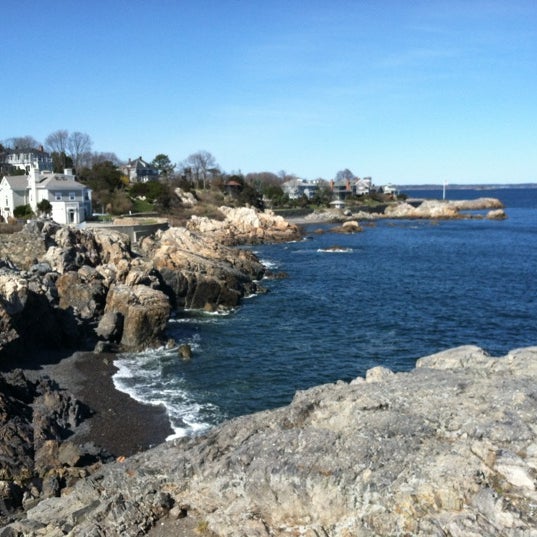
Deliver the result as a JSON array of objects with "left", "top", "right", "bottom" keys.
[{"left": 131, "top": 198, "right": 155, "bottom": 213}]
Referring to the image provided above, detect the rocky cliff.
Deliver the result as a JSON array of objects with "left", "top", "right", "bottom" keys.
[
  {"left": 4, "top": 345, "right": 537, "bottom": 536},
  {"left": 1, "top": 207, "right": 294, "bottom": 355}
]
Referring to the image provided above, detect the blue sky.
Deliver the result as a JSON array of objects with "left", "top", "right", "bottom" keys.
[{"left": 2, "top": 0, "right": 536, "bottom": 184}]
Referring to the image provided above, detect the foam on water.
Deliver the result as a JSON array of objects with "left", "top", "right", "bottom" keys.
[
  {"left": 113, "top": 336, "right": 219, "bottom": 438},
  {"left": 317, "top": 247, "right": 354, "bottom": 253}
]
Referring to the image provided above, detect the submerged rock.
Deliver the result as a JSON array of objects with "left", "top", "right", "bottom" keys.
[
  {"left": 178, "top": 343, "right": 192, "bottom": 360},
  {"left": 486, "top": 208, "right": 508, "bottom": 220}
]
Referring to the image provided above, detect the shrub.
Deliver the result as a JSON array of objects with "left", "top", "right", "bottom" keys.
[{"left": 13, "top": 204, "right": 33, "bottom": 219}]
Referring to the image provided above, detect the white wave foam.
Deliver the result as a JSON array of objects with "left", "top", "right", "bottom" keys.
[
  {"left": 317, "top": 247, "right": 353, "bottom": 253},
  {"left": 113, "top": 349, "right": 219, "bottom": 438},
  {"left": 259, "top": 258, "right": 278, "bottom": 269},
  {"left": 183, "top": 307, "right": 235, "bottom": 316}
]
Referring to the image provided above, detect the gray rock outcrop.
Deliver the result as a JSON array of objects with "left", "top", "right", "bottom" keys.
[
  {"left": 5, "top": 345, "right": 537, "bottom": 536},
  {"left": 383, "top": 197, "right": 505, "bottom": 219},
  {"left": 140, "top": 226, "right": 265, "bottom": 311},
  {"left": 0, "top": 209, "right": 281, "bottom": 354},
  {"left": 0, "top": 370, "right": 111, "bottom": 519}
]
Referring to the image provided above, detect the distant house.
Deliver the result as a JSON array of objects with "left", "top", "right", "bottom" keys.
[
  {"left": 330, "top": 178, "right": 353, "bottom": 200},
  {"left": 0, "top": 146, "right": 53, "bottom": 175},
  {"left": 224, "top": 180, "right": 242, "bottom": 197},
  {"left": 330, "top": 176, "right": 376, "bottom": 199},
  {"left": 381, "top": 183, "right": 398, "bottom": 196},
  {"left": 121, "top": 156, "right": 159, "bottom": 183},
  {"left": 282, "top": 179, "right": 321, "bottom": 200},
  {"left": 0, "top": 166, "right": 92, "bottom": 224},
  {"left": 0, "top": 176, "right": 27, "bottom": 218},
  {"left": 353, "top": 177, "right": 373, "bottom": 196}
]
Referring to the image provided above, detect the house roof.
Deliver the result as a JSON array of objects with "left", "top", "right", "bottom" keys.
[
  {"left": 37, "top": 175, "right": 88, "bottom": 190},
  {"left": 2, "top": 175, "right": 28, "bottom": 190},
  {"left": 125, "top": 157, "right": 155, "bottom": 170}
]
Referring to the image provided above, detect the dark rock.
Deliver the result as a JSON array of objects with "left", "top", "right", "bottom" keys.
[
  {"left": 56, "top": 271, "right": 107, "bottom": 319},
  {"left": 0, "top": 370, "right": 105, "bottom": 517},
  {"left": 28, "top": 262, "right": 52, "bottom": 275},
  {"left": 178, "top": 344, "right": 192, "bottom": 360},
  {"left": 95, "top": 311, "right": 123, "bottom": 342}
]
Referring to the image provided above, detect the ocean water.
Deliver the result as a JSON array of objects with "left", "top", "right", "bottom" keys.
[{"left": 114, "top": 188, "right": 537, "bottom": 438}]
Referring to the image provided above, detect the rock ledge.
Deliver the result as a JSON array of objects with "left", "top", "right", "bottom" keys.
[{"left": 5, "top": 345, "right": 537, "bottom": 536}]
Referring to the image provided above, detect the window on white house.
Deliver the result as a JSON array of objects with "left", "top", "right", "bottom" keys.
[
  {"left": 69, "top": 192, "right": 75, "bottom": 200},
  {"left": 55, "top": 193, "right": 62, "bottom": 201}
]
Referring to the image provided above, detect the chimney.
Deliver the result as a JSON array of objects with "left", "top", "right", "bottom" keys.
[{"left": 64, "top": 168, "right": 73, "bottom": 176}]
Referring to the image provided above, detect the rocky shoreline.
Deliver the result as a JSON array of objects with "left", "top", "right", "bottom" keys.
[
  {"left": 3, "top": 345, "right": 537, "bottom": 536},
  {"left": 294, "top": 196, "right": 506, "bottom": 225},
  {"left": 0, "top": 206, "right": 300, "bottom": 520},
  {"left": 0, "top": 207, "right": 301, "bottom": 356},
  {"left": 1, "top": 198, "right": 521, "bottom": 534}
]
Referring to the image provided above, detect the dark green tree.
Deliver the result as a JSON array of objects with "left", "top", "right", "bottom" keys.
[
  {"left": 151, "top": 154, "right": 175, "bottom": 178},
  {"left": 37, "top": 199, "right": 52, "bottom": 215},
  {"left": 51, "top": 152, "right": 73, "bottom": 173},
  {"left": 78, "top": 161, "right": 124, "bottom": 213},
  {"left": 13, "top": 204, "right": 33, "bottom": 219},
  {"left": 335, "top": 169, "right": 355, "bottom": 181}
]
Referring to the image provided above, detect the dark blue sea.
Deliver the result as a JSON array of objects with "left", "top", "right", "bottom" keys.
[{"left": 114, "top": 187, "right": 537, "bottom": 437}]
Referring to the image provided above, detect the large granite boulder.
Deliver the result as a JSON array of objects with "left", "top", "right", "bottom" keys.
[
  {"left": 103, "top": 284, "right": 171, "bottom": 350},
  {"left": 187, "top": 206, "right": 301, "bottom": 245},
  {"left": 6, "top": 345, "right": 537, "bottom": 536},
  {"left": 141, "top": 227, "right": 265, "bottom": 311}
]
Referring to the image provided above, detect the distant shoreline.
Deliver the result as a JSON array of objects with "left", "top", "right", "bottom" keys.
[{"left": 399, "top": 183, "right": 537, "bottom": 190}]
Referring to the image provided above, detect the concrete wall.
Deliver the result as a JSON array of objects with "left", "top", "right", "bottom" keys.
[{"left": 85, "top": 220, "right": 169, "bottom": 242}]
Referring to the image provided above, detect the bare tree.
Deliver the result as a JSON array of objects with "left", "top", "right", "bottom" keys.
[
  {"left": 86, "top": 151, "right": 121, "bottom": 168},
  {"left": 45, "top": 130, "right": 69, "bottom": 169},
  {"left": 7, "top": 135, "right": 41, "bottom": 150},
  {"left": 183, "top": 150, "right": 217, "bottom": 189},
  {"left": 68, "top": 131, "right": 93, "bottom": 172}
]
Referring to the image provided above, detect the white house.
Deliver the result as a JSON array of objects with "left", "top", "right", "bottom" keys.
[
  {"left": 0, "top": 166, "right": 92, "bottom": 224},
  {"left": 2, "top": 147, "right": 53, "bottom": 173}
]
